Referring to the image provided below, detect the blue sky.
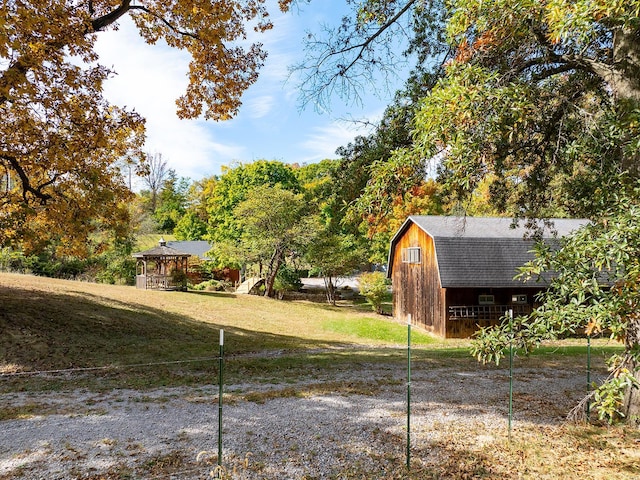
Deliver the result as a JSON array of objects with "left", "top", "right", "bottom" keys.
[{"left": 94, "top": 1, "right": 408, "bottom": 186}]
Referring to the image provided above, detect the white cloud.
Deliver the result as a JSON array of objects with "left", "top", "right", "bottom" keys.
[
  {"left": 94, "top": 18, "right": 246, "bottom": 180},
  {"left": 88, "top": 3, "right": 404, "bottom": 180},
  {"left": 297, "top": 103, "right": 386, "bottom": 162},
  {"left": 299, "top": 120, "right": 374, "bottom": 162},
  {"left": 246, "top": 95, "right": 276, "bottom": 119}
]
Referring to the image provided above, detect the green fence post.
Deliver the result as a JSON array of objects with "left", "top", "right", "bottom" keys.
[
  {"left": 508, "top": 309, "right": 514, "bottom": 442},
  {"left": 407, "top": 313, "right": 411, "bottom": 471},
  {"left": 586, "top": 334, "right": 591, "bottom": 419},
  {"left": 218, "top": 329, "right": 224, "bottom": 469}
]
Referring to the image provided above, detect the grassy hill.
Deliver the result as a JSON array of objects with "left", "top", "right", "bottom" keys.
[
  {"left": 0, "top": 272, "right": 442, "bottom": 391},
  {"left": 0, "top": 272, "right": 622, "bottom": 393},
  {"left": 134, "top": 233, "right": 177, "bottom": 251}
]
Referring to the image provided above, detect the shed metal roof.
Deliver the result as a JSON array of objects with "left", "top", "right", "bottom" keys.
[
  {"left": 408, "top": 216, "right": 585, "bottom": 239},
  {"left": 389, "top": 216, "right": 588, "bottom": 288},
  {"left": 166, "top": 241, "right": 213, "bottom": 260}
]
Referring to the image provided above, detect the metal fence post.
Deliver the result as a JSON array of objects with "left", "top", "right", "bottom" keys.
[
  {"left": 218, "top": 329, "right": 224, "bottom": 468},
  {"left": 407, "top": 313, "right": 411, "bottom": 470},
  {"left": 586, "top": 334, "right": 591, "bottom": 418},
  {"left": 508, "top": 309, "right": 514, "bottom": 441}
]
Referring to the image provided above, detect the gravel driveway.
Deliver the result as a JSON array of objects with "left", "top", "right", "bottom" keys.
[{"left": 0, "top": 359, "right": 596, "bottom": 479}]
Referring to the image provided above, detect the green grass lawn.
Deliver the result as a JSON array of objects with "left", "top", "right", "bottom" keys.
[
  {"left": 134, "top": 233, "right": 177, "bottom": 251},
  {"left": 0, "top": 273, "right": 447, "bottom": 391},
  {"left": 322, "top": 316, "right": 437, "bottom": 344}
]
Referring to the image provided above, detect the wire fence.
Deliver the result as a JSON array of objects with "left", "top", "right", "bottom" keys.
[
  {"left": 0, "top": 356, "right": 222, "bottom": 378},
  {"left": 1, "top": 348, "right": 228, "bottom": 479},
  {"left": 1, "top": 334, "right": 602, "bottom": 479}
]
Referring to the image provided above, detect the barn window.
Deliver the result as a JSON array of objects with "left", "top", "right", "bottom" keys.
[
  {"left": 512, "top": 294, "right": 527, "bottom": 304},
  {"left": 478, "top": 294, "right": 495, "bottom": 305},
  {"left": 402, "top": 247, "right": 422, "bottom": 264}
]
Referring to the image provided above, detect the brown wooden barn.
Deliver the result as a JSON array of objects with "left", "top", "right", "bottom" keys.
[{"left": 387, "top": 216, "right": 587, "bottom": 338}]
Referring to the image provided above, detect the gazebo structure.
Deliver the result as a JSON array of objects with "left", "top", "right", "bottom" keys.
[{"left": 132, "top": 238, "right": 191, "bottom": 290}]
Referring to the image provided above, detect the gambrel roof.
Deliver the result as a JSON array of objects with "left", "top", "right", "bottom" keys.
[{"left": 388, "top": 216, "right": 588, "bottom": 288}]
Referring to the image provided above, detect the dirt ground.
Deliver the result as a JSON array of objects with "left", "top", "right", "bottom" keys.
[{"left": 0, "top": 359, "right": 607, "bottom": 479}]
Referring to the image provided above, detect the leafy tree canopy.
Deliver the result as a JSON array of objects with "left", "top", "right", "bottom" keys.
[
  {"left": 153, "top": 173, "right": 190, "bottom": 233},
  {"left": 231, "top": 184, "right": 315, "bottom": 297},
  {"left": 205, "top": 160, "right": 301, "bottom": 246},
  {"left": 174, "top": 176, "right": 216, "bottom": 240},
  {"left": 406, "top": 0, "right": 638, "bottom": 217},
  {"left": 299, "top": 0, "right": 640, "bottom": 219}
]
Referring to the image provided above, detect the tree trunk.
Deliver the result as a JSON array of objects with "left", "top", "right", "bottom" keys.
[
  {"left": 615, "top": 28, "right": 640, "bottom": 424},
  {"left": 263, "top": 249, "right": 283, "bottom": 298},
  {"left": 324, "top": 275, "right": 337, "bottom": 305},
  {"left": 611, "top": 27, "right": 640, "bottom": 103},
  {"left": 623, "top": 317, "right": 640, "bottom": 425}
]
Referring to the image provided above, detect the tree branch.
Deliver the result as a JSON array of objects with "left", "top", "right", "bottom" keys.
[
  {"left": 2, "top": 154, "right": 53, "bottom": 204},
  {"left": 330, "top": 0, "right": 418, "bottom": 76},
  {"left": 514, "top": 23, "right": 616, "bottom": 85},
  {"left": 295, "top": 0, "right": 420, "bottom": 108},
  {"left": 128, "top": 5, "right": 200, "bottom": 40},
  {"left": 91, "top": 0, "right": 132, "bottom": 32}
]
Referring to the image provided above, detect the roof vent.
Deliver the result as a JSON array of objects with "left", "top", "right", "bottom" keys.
[{"left": 159, "top": 237, "right": 166, "bottom": 247}]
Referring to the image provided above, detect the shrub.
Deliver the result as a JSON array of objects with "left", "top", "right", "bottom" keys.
[
  {"left": 274, "top": 265, "right": 303, "bottom": 298},
  {"left": 170, "top": 269, "right": 188, "bottom": 290},
  {"left": 0, "top": 248, "right": 32, "bottom": 273},
  {"left": 358, "top": 271, "right": 390, "bottom": 314},
  {"left": 191, "top": 279, "right": 231, "bottom": 292}
]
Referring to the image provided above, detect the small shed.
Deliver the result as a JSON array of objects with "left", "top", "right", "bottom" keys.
[
  {"left": 132, "top": 238, "right": 191, "bottom": 290},
  {"left": 387, "top": 216, "right": 588, "bottom": 338}
]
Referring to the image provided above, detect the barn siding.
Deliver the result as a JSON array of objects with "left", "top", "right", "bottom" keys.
[
  {"left": 445, "top": 287, "right": 544, "bottom": 338},
  {"left": 391, "top": 223, "right": 446, "bottom": 336}
]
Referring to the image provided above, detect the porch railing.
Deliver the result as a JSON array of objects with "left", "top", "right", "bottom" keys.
[
  {"left": 136, "top": 274, "right": 177, "bottom": 290},
  {"left": 448, "top": 304, "right": 531, "bottom": 322}
]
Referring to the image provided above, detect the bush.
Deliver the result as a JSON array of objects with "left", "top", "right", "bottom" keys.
[
  {"left": 0, "top": 248, "right": 91, "bottom": 279},
  {"left": 358, "top": 271, "right": 390, "bottom": 314},
  {"left": 94, "top": 256, "right": 136, "bottom": 285},
  {"left": 170, "top": 269, "right": 188, "bottom": 290},
  {"left": 191, "top": 279, "right": 231, "bottom": 292},
  {"left": 0, "top": 240, "right": 136, "bottom": 285},
  {"left": 274, "top": 265, "right": 303, "bottom": 298},
  {"left": 0, "top": 248, "right": 31, "bottom": 273}
]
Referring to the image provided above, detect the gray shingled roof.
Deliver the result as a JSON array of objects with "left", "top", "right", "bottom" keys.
[
  {"left": 132, "top": 244, "right": 191, "bottom": 259},
  {"left": 166, "top": 241, "right": 213, "bottom": 260},
  {"left": 390, "top": 216, "right": 588, "bottom": 287}
]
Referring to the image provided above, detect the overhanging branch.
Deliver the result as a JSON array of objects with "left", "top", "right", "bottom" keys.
[
  {"left": 128, "top": 5, "right": 200, "bottom": 40},
  {"left": 2, "top": 154, "right": 53, "bottom": 205},
  {"left": 91, "top": 0, "right": 132, "bottom": 32},
  {"left": 331, "top": 0, "right": 418, "bottom": 76}
]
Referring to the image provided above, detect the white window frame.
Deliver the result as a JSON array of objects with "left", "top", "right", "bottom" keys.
[{"left": 401, "top": 247, "right": 422, "bottom": 264}]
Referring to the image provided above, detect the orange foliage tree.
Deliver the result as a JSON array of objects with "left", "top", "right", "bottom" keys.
[{"left": 0, "top": 0, "right": 293, "bottom": 255}]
